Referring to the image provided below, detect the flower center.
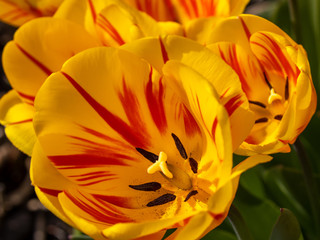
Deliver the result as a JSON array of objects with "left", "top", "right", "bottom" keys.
[
  {"left": 132, "top": 133, "right": 200, "bottom": 207},
  {"left": 147, "top": 151, "right": 193, "bottom": 190},
  {"left": 246, "top": 74, "right": 289, "bottom": 144}
]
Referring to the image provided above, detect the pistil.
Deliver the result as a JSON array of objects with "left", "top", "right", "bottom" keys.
[
  {"left": 147, "top": 151, "right": 173, "bottom": 178},
  {"left": 268, "top": 88, "right": 282, "bottom": 104}
]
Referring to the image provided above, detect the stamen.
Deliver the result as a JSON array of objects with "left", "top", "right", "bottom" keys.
[
  {"left": 263, "top": 72, "right": 272, "bottom": 89},
  {"left": 184, "top": 190, "right": 198, "bottom": 202},
  {"left": 268, "top": 88, "right": 282, "bottom": 104},
  {"left": 255, "top": 118, "right": 268, "bottom": 124},
  {"left": 171, "top": 133, "right": 188, "bottom": 159},
  {"left": 274, "top": 115, "right": 283, "bottom": 120},
  {"left": 146, "top": 193, "right": 176, "bottom": 207},
  {"left": 147, "top": 151, "right": 173, "bottom": 178},
  {"left": 285, "top": 77, "right": 289, "bottom": 100},
  {"left": 189, "top": 158, "right": 198, "bottom": 174},
  {"left": 129, "top": 182, "right": 161, "bottom": 191},
  {"left": 136, "top": 148, "right": 158, "bottom": 163},
  {"left": 249, "top": 100, "right": 266, "bottom": 108}
]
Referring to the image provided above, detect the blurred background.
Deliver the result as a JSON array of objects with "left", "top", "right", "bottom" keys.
[{"left": 0, "top": 0, "right": 319, "bottom": 239}]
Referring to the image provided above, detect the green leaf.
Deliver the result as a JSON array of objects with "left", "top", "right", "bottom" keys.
[
  {"left": 202, "top": 229, "right": 237, "bottom": 240},
  {"left": 270, "top": 208, "right": 302, "bottom": 240},
  {"left": 262, "top": 166, "right": 318, "bottom": 240},
  {"left": 233, "top": 185, "right": 280, "bottom": 240},
  {"left": 227, "top": 205, "right": 254, "bottom": 240}
]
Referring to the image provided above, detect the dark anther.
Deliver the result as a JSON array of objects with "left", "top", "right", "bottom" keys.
[
  {"left": 249, "top": 100, "right": 266, "bottom": 108},
  {"left": 171, "top": 133, "right": 188, "bottom": 159},
  {"left": 255, "top": 117, "right": 268, "bottom": 124},
  {"left": 146, "top": 193, "right": 176, "bottom": 207},
  {"left": 136, "top": 148, "right": 158, "bottom": 163},
  {"left": 285, "top": 77, "right": 289, "bottom": 100},
  {"left": 189, "top": 158, "right": 198, "bottom": 174},
  {"left": 184, "top": 190, "right": 198, "bottom": 202},
  {"left": 129, "top": 182, "right": 161, "bottom": 191},
  {"left": 263, "top": 72, "right": 272, "bottom": 89},
  {"left": 274, "top": 115, "right": 283, "bottom": 121}
]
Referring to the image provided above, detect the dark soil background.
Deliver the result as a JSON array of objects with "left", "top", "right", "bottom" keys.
[{"left": 0, "top": 1, "right": 270, "bottom": 239}]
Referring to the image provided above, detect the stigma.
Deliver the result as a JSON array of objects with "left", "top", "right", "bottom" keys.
[
  {"left": 268, "top": 88, "right": 282, "bottom": 104},
  {"left": 147, "top": 151, "right": 173, "bottom": 178}
]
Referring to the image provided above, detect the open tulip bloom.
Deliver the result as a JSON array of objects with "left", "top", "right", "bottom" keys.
[
  {"left": 187, "top": 14, "right": 317, "bottom": 154},
  {"left": 31, "top": 40, "right": 270, "bottom": 239}
]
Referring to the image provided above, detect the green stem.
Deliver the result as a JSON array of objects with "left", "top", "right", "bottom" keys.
[
  {"left": 293, "top": 138, "right": 320, "bottom": 238},
  {"left": 227, "top": 205, "right": 254, "bottom": 240},
  {"left": 288, "top": 0, "right": 301, "bottom": 43}
]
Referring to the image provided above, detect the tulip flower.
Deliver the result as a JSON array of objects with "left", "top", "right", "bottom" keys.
[
  {"left": 0, "top": 0, "right": 64, "bottom": 26},
  {"left": 191, "top": 14, "right": 317, "bottom": 154},
  {"left": 123, "top": 0, "right": 250, "bottom": 23},
  {"left": 0, "top": 0, "right": 182, "bottom": 155},
  {"left": 31, "top": 45, "right": 271, "bottom": 240}
]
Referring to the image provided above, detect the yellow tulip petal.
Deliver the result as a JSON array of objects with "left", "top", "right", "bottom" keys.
[
  {"left": 0, "top": 90, "right": 35, "bottom": 155},
  {"left": 102, "top": 212, "right": 195, "bottom": 240},
  {"left": 54, "top": 0, "right": 87, "bottom": 26},
  {"left": 162, "top": 60, "right": 233, "bottom": 186},
  {"left": 0, "top": 0, "right": 63, "bottom": 26},
  {"left": 95, "top": 0, "right": 162, "bottom": 47},
  {"left": 34, "top": 187, "right": 76, "bottom": 229},
  {"left": 174, "top": 212, "right": 213, "bottom": 240},
  {"left": 123, "top": 0, "right": 176, "bottom": 21},
  {"left": 185, "top": 17, "right": 222, "bottom": 44},
  {"left": 123, "top": 36, "right": 252, "bottom": 151},
  {"left": 171, "top": 0, "right": 230, "bottom": 23},
  {"left": 207, "top": 14, "right": 295, "bottom": 52},
  {"left": 3, "top": 17, "right": 99, "bottom": 99},
  {"left": 58, "top": 191, "right": 107, "bottom": 239},
  {"left": 229, "top": 0, "right": 250, "bottom": 15},
  {"left": 31, "top": 141, "right": 76, "bottom": 227},
  {"left": 231, "top": 154, "right": 272, "bottom": 179}
]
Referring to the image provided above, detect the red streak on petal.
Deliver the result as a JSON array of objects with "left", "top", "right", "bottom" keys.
[
  {"left": 16, "top": 91, "right": 35, "bottom": 102},
  {"left": 96, "top": 14, "right": 125, "bottom": 46},
  {"left": 191, "top": 0, "right": 199, "bottom": 17},
  {"left": 93, "top": 194, "right": 134, "bottom": 209},
  {"left": 65, "top": 191, "right": 132, "bottom": 224},
  {"left": 239, "top": 16, "right": 251, "bottom": 40},
  {"left": 220, "top": 87, "right": 230, "bottom": 99},
  {"left": 119, "top": 77, "right": 149, "bottom": 139},
  {"left": 179, "top": 0, "right": 192, "bottom": 18},
  {"left": 7, "top": 118, "right": 32, "bottom": 126},
  {"left": 62, "top": 72, "right": 150, "bottom": 149},
  {"left": 218, "top": 44, "right": 251, "bottom": 94},
  {"left": 244, "top": 134, "right": 257, "bottom": 144},
  {"left": 87, "top": 0, "right": 96, "bottom": 23},
  {"left": 211, "top": 117, "right": 218, "bottom": 143},
  {"left": 209, "top": 212, "right": 226, "bottom": 220},
  {"left": 15, "top": 43, "right": 52, "bottom": 76},
  {"left": 38, "top": 187, "right": 61, "bottom": 197},
  {"left": 259, "top": 33, "right": 300, "bottom": 84},
  {"left": 79, "top": 126, "right": 131, "bottom": 149},
  {"left": 49, "top": 154, "right": 130, "bottom": 168},
  {"left": 159, "top": 37, "right": 169, "bottom": 63},
  {"left": 145, "top": 69, "right": 167, "bottom": 134},
  {"left": 179, "top": 104, "right": 201, "bottom": 137},
  {"left": 224, "top": 94, "right": 243, "bottom": 116},
  {"left": 279, "top": 139, "right": 290, "bottom": 144},
  {"left": 78, "top": 178, "right": 117, "bottom": 187}
]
